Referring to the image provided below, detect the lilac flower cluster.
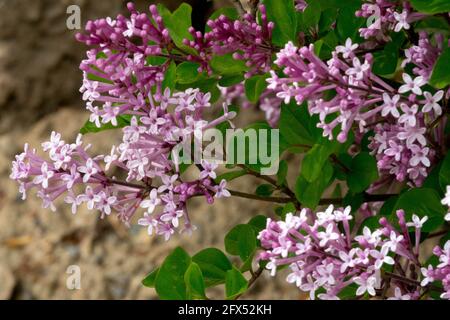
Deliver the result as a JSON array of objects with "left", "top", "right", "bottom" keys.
[
  {"left": 356, "top": 1, "right": 426, "bottom": 40},
  {"left": 442, "top": 186, "right": 450, "bottom": 222},
  {"left": 421, "top": 241, "right": 450, "bottom": 300},
  {"left": 10, "top": 88, "right": 235, "bottom": 240},
  {"left": 75, "top": 2, "right": 278, "bottom": 132},
  {"left": 260, "top": 95, "right": 283, "bottom": 127},
  {"left": 403, "top": 32, "right": 447, "bottom": 80},
  {"left": 204, "top": 5, "right": 274, "bottom": 77},
  {"left": 76, "top": 3, "right": 173, "bottom": 121},
  {"left": 267, "top": 38, "right": 447, "bottom": 185},
  {"left": 258, "top": 205, "right": 447, "bottom": 300},
  {"left": 220, "top": 83, "right": 282, "bottom": 127}
]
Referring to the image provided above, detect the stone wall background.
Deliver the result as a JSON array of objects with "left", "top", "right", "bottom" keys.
[{"left": 0, "top": 0, "right": 298, "bottom": 300}]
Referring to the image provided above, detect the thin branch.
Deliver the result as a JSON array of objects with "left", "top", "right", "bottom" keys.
[
  {"left": 106, "top": 177, "right": 149, "bottom": 190},
  {"left": 230, "top": 0, "right": 247, "bottom": 17},
  {"left": 228, "top": 189, "right": 292, "bottom": 204},
  {"left": 330, "top": 154, "right": 351, "bottom": 173},
  {"left": 249, "top": 0, "right": 260, "bottom": 17},
  {"left": 234, "top": 267, "right": 264, "bottom": 300},
  {"left": 237, "top": 164, "right": 297, "bottom": 200},
  {"left": 427, "top": 229, "right": 449, "bottom": 239},
  {"left": 227, "top": 189, "right": 398, "bottom": 206}
]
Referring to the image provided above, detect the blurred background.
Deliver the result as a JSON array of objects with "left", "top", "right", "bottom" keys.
[{"left": 0, "top": 0, "right": 298, "bottom": 299}]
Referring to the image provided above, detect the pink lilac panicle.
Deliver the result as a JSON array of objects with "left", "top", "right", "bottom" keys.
[
  {"left": 10, "top": 88, "right": 235, "bottom": 240},
  {"left": 421, "top": 242, "right": 450, "bottom": 300},
  {"left": 204, "top": 5, "right": 274, "bottom": 77},
  {"left": 402, "top": 32, "right": 447, "bottom": 80},
  {"left": 268, "top": 39, "right": 446, "bottom": 186},
  {"left": 76, "top": 3, "right": 174, "bottom": 124},
  {"left": 258, "top": 205, "right": 447, "bottom": 300},
  {"left": 356, "top": 1, "right": 427, "bottom": 41},
  {"left": 220, "top": 83, "right": 282, "bottom": 127}
]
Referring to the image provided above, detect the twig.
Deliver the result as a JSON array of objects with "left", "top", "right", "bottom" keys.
[
  {"left": 427, "top": 229, "right": 449, "bottom": 239},
  {"left": 230, "top": 0, "right": 247, "bottom": 17},
  {"left": 234, "top": 267, "right": 264, "bottom": 300},
  {"left": 249, "top": 0, "right": 260, "bottom": 17},
  {"left": 106, "top": 177, "right": 149, "bottom": 190},
  {"left": 228, "top": 189, "right": 293, "bottom": 203},
  {"left": 330, "top": 154, "right": 351, "bottom": 173},
  {"left": 237, "top": 164, "right": 297, "bottom": 200},
  {"left": 227, "top": 189, "right": 398, "bottom": 206}
]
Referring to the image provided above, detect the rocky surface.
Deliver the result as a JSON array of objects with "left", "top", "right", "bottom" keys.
[{"left": 0, "top": 0, "right": 297, "bottom": 300}]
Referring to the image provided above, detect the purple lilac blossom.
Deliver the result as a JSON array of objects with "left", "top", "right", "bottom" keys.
[
  {"left": 356, "top": 1, "right": 427, "bottom": 41},
  {"left": 267, "top": 39, "right": 446, "bottom": 186},
  {"left": 204, "top": 5, "right": 274, "bottom": 77},
  {"left": 257, "top": 205, "right": 449, "bottom": 300},
  {"left": 10, "top": 89, "right": 235, "bottom": 240}
]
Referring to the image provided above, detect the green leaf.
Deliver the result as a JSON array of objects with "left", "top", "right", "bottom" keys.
[
  {"left": 279, "top": 102, "right": 318, "bottom": 148},
  {"left": 86, "top": 72, "right": 113, "bottom": 84},
  {"left": 79, "top": 114, "right": 132, "bottom": 135},
  {"left": 337, "top": 283, "right": 358, "bottom": 300},
  {"left": 415, "top": 16, "right": 450, "bottom": 35},
  {"left": 302, "top": 143, "right": 336, "bottom": 182},
  {"left": 146, "top": 55, "right": 168, "bottom": 66},
  {"left": 205, "top": 7, "right": 239, "bottom": 32},
  {"left": 256, "top": 184, "right": 275, "bottom": 197},
  {"left": 301, "top": 0, "right": 321, "bottom": 30},
  {"left": 331, "top": 183, "right": 343, "bottom": 199},
  {"left": 162, "top": 61, "right": 177, "bottom": 90},
  {"left": 392, "top": 188, "right": 446, "bottom": 232},
  {"left": 347, "top": 152, "right": 379, "bottom": 193},
  {"left": 226, "top": 122, "right": 285, "bottom": 174},
  {"left": 277, "top": 160, "right": 288, "bottom": 186},
  {"left": 439, "top": 152, "right": 450, "bottom": 190},
  {"left": 409, "top": 0, "right": 450, "bottom": 14},
  {"left": 177, "top": 62, "right": 201, "bottom": 84},
  {"left": 316, "top": 0, "right": 363, "bottom": 9},
  {"left": 318, "top": 8, "right": 338, "bottom": 36},
  {"left": 248, "top": 215, "right": 268, "bottom": 234},
  {"left": 313, "top": 39, "right": 325, "bottom": 57},
  {"left": 380, "top": 195, "right": 399, "bottom": 216},
  {"left": 423, "top": 161, "right": 443, "bottom": 194},
  {"left": 184, "top": 262, "right": 206, "bottom": 299},
  {"left": 141, "top": 268, "right": 159, "bottom": 288},
  {"left": 440, "top": 231, "right": 450, "bottom": 247},
  {"left": 316, "top": 30, "right": 340, "bottom": 60},
  {"left": 210, "top": 53, "right": 247, "bottom": 75},
  {"left": 155, "top": 247, "right": 191, "bottom": 300},
  {"left": 225, "top": 267, "right": 248, "bottom": 299},
  {"left": 219, "top": 74, "right": 245, "bottom": 87},
  {"left": 336, "top": 6, "right": 364, "bottom": 42},
  {"left": 295, "top": 160, "right": 334, "bottom": 209},
  {"left": 281, "top": 202, "right": 297, "bottom": 219},
  {"left": 176, "top": 78, "right": 221, "bottom": 103},
  {"left": 372, "top": 41, "right": 399, "bottom": 76},
  {"left": 224, "top": 224, "right": 256, "bottom": 261},
  {"left": 158, "top": 3, "right": 195, "bottom": 53},
  {"left": 215, "top": 170, "right": 247, "bottom": 183},
  {"left": 245, "top": 74, "right": 269, "bottom": 103},
  {"left": 263, "top": 0, "right": 297, "bottom": 46},
  {"left": 343, "top": 191, "right": 365, "bottom": 212},
  {"left": 429, "top": 47, "right": 450, "bottom": 89},
  {"left": 359, "top": 216, "right": 381, "bottom": 233},
  {"left": 192, "top": 248, "right": 232, "bottom": 287}
]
